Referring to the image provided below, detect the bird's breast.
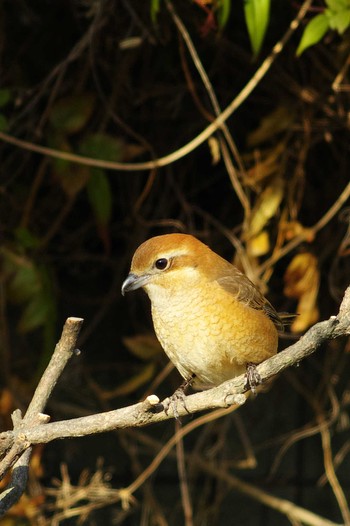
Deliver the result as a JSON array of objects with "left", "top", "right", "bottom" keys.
[{"left": 148, "top": 281, "right": 278, "bottom": 388}]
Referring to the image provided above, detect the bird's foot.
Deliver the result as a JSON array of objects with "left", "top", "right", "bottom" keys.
[
  {"left": 163, "top": 375, "right": 195, "bottom": 419},
  {"left": 245, "top": 363, "right": 262, "bottom": 395}
]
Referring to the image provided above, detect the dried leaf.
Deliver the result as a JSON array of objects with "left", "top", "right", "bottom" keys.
[
  {"left": 247, "top": 107, "right": 294, "bottom": 147},
  {"left": 248, "top": 230, "right": 270, "bottom": 257},
  {"left": 49, "top": 135, "right": 90, "bottom": 197},
  {"left": 30, "top": 445, "right": 45, "bottom": 478},
  {"left": 0, "top": 389, "right": 13, "bottom": 416},
  {"left": 284, "top": 253, "right": 320, "bottom": 332},
  {"left": 123, "top": 333, "right": 162, "bottom": 360},
  {"left": 208, "top": 136, "right": 221, "bottom": 165},
  {"left": 248, "top": 178, "right": 284, "bottom": 237},
  {"left": 281, "top": 221, "right": 315, "bottom": 242},
  {"left": 3, "top": 493, "right": 45, "bottom": 519},
  {"left": 49, "top": 93, "right": 95, "bottom": 134}
]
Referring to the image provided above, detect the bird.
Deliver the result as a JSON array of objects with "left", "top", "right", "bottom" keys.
[{"left": 121, "top": 233, "right": 287, "bottom": 391}]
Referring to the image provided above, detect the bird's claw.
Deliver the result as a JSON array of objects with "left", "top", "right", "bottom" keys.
[
  {"left": 162, "top": 388, "right": 189, "bottom": 419},
  {"left": 245, "top": 362, "right": 262, "bottom": 395},
  {"left": 162, "top": 375, "right": 194, "bottom": 419}
]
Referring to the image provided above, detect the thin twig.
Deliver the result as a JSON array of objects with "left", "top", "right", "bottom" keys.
[
  {"left": 318, "top": 415, "right": 350, "bottom": 525},
  {"left": 128, "top": 423, "right": 342, "bottom": 526},
  {"left": 166, "top": 0, "right": 250, "bottom": 219},
  {"left": 123, "top": 406, "right": 238, "bottom": 498},
  {"left": 194, "top": 457, "right": 342, "bottom": 526},
  {"left": 0, "top": 0, "right": 313, "bottom": 171},
  {"left": 258, "top": 180, "right": 350, "bottom": 274},
  {"left": 175, "top": 419, "right": 194, "bottom": 526}
]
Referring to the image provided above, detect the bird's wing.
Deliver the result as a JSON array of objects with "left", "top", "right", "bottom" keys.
[{"left": 215, "top": 266, "right": 285, "bottom": 330}]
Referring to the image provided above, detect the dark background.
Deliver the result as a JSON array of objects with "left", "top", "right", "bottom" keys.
[{"left": 0, "top": 0, "right": 349, "bottom": 524}]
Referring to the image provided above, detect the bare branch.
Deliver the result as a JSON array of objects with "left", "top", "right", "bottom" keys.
[
  {"left": 0, "top": 288, "right": 348, "bottom": 517},
  {"left": 0, "top": 449, "right": 32, "bottom": 517},
  {"left": 0, "top": 0, "right": 313, "bottom": 171},
  {"left": 0, "top": 317, "right": 83, "bottom": 516},
  {"left": 25, "top": 316, "right": 83, "bottom": 421},
  {"left": 1, "top": 288, "right": 349, "bottom": 449}
]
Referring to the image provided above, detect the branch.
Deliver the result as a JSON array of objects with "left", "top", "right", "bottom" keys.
[
  {"left": 0, "top": 0, "right": 313, "bottom": 171},
  {"left": 0, "top": 287, "right": 349, "bottom": 516},
  {"left": 1, "top": 287, "right": 350, "bottom": 446},
  {"left": 0, "top": 317, "right": 83, "bottom": 516}
]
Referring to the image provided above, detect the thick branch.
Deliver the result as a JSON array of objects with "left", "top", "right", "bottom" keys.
[
  {"left": 0, "top": 287, "right": 348, "bottom": 519},
  {"left": 0, "top": 317, "right": 83, "bottom": 516},
  {"left": 25, "top": 316, "right": 83, "bottom": 421},
  {"left": 1, "top": 287, "right": 349, "bottom": 452}
]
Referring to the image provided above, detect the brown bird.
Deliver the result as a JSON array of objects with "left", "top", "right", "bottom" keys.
[{"left": 122, "top": 234, "right": 286, "bottom": 391}]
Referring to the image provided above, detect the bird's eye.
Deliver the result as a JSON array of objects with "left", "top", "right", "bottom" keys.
[{"left": 155, "top": 258, "right": 169, "bottom": 270}]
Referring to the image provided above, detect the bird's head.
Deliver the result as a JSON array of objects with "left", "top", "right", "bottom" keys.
[{"left": 121, "top": 234, "right": 216, "bottom": 301}]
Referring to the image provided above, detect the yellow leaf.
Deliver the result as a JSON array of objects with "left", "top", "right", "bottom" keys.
[
  {"left": 208, "top": 136, "right": 221, "bottom": 165},
  {"left": 284, "top": 253, "right": 320, "bottom": 332},
  {"left": 245, "top": 142, "right": 285, "bottom": 185},
  {"left": 249, "top": 179, "right": 284, "bottom": 237},
  {"left": 247, "top": 230, "right": 270, "bottom": 257}
]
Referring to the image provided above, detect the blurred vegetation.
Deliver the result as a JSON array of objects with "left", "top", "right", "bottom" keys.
[{"left": 0, "top": 0, "right": 349, "bottom": 524}]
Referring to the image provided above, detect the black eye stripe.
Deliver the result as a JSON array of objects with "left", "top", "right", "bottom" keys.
[{"left": 155, "top": 258, "right": 168, "bottom": 270}]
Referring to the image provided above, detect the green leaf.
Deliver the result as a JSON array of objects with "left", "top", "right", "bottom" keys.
[
  {"left": 244, "top": 0, "right": 271, "bottom": 57},
  {"left": 327, "top": 8, "right": 350, "bottom": 33},
  {"left": 18, "top": 287, "right": 55, "bottom": 333},
  {"left": 87, "top": 169, "right": 112, "bottom": 225},
  {"left": 0, "top": 89, "right": 11, "bottom": 108},
  {"left": 48, "top": 133, "right": 90, "bottom": 196},
  {"left": 217, "top": 0, "right": 231, "bottom": 29},
  {"left": 8, "top": 263, "right": 41, "bottom": 303},
  {"left": 326, "top": 0, "right": 350, "bottom": 10},
  {"left": 150, "top": 0, "right": 161, "bottom": 24},
  {"left": 296, "top": 13, "right": 330, "bottom": 56},
  {"left": 49, "top": 94, "right": 95, "bottom": 134},
  {"left": 79, "top": 133, "right": 122, "bottom": 162},
  {"left": 0, "top": 114, "right": 8, "bottom": 131},
  {"left": 15, "top": 227, "right": 40, "bottom": 249},
  {"left": 18, "top": 266, "right": 56, "bottom": 333}
]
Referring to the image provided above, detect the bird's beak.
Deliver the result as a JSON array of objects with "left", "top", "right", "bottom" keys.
[{"left": 121, "top": 273, "right": 150, "bottom": 296}]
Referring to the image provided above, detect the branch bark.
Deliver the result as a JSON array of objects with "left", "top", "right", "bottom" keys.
[
  {"left": 0, "top": 287, "right": 349, "bottom": 516},
  {"left": 0, "top": 317, "right": 83, "bottom": 516}
]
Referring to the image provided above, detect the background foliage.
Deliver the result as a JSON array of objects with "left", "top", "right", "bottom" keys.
[{"left": 0, "top": 0, "right": 349, "bottom": 524}]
